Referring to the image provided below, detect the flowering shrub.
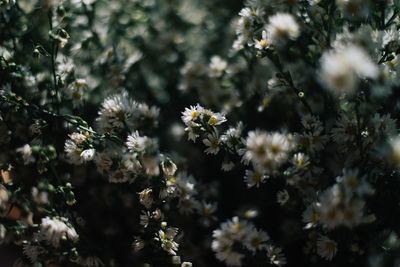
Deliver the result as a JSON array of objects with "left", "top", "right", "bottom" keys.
[{"left": 2, "top": 0, "right": 400, "bottom": 266}]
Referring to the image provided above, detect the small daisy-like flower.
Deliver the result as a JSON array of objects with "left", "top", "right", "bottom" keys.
[
  {"left": 209, "top": 56, "right": 227, "bottom": 77},
  {"left": 276, "top": 189, "right": 289, "bottom": 206},
  {"left": 302, "top": 203, "right": 320, "bottom": 229},
  {"left": 316, "top": 235, "right": 338, "bottom": 261},
  {"left": 243, "top": 130, "right": 268, "bottom": 165},
  {"left": 216, "top": 250, "right": 245, "bottom": 266},
  {"left": 97, "top": 91, "right": 138, "bottom": 132},
  {"left": 172, "top": 256, "right": 181, "bottom": 265},
  {"left": 181, "top": 104, "right": 204, "bottom": 125},
  {"left": 23, "top": 242, "right": 43, "bottom": 263},
  {"left": 178, "top": 197, "right": 201, "bottom": 215},
  {"left": 108, "top": 169, "right": 130, "bottom": 183},
  {"left": 203, "top": 130, "right": 221, "bottom": 155},
  {"left": 207, "top": 112, "right": 227, "bottom": 126},
  {"left": 161, "top": 158, "right": 178, "bottom": 176},
  {"left": 126, "top": 131, "right": 148, "bottom": 153},
  {"left": 132, "top": 236, "right": 145, "bottom": 253},
  {"left": 157, "top": 229, "right": 179, "bottom": 255},
  {"left": 221, "top": 159, "right": 235, "bottom": 172},
  {"left": 16, "top": 144, "right": 35, "bottom": 165},
  {"left": 266, "top": 245, "right": 287, "bottom": 266},
  {"left": 319, "top": 45, "right": 378, "bottom": 95},
  {"left": 80, "top": 148, "right": 96, "bottom": 162},
  {"left": 181, "top": 262, "right": 192, "bottom": 267},
  {"left": 77, "top": 255, "right": 104, "bottom": 267},
  {"left": 292, "top": 153, "right": 310, "bottom": 171},
  {"left": 139, "top": 188, "right": 154, "bottom": 209},
  {"left": 37, "top": 217, "right": 78, "bottom": 248},
  {"left": 64, "top": 139, "right": 83, "bottom": 165},
  {"left": 244, "top": 228, "right": 270, "bottom": 254},
  {"left": 266, "top": 13, "right": 300, "bottom": 44},
  {"left": 254, "top": 30, "right": 270, "bottom": 50},
  {"left": 244, "top": 169, "right": 268, "bottom": 188},
  {"left": 65, "top": 78, "right": 86, "bottom": 108}
]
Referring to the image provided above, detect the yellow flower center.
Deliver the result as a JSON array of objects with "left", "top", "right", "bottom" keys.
[
  {"left": 209, "top": 117, "right": 217, "bottom": 125},
  {"left": 297, "top": 160, "right": 303, "bottom": 168},
  {"left": 75, "top": 80, "right": 85, "bottom": 87},
  {"left": 72, "top": 90, "right": 81, "bottom": 100},
  {"left": 233, "top": 224, "right": 242, "bottom": 230},
  {"left": 256, "top": 146, "right": 266, "bottom": 156},
  {"left": 253, "top": 173, "right": 261, "bottom": 182},
  {"left": 325, "top": 241, "right": 336, "bottom": 252},
  {"left": 211, "top": 139, "right": 219, "bottom": 149},
  {"left": 190, "top": 111, "right": 197, "bottom": 118},
  {"left": 347, "top": 177, "right": 358, "bottom": 188},
  {"left": 270, "top": 144, "right": 279, "bottom": 154},
  {"left": 116, "top": 110, "right": 126, "bottom": 121},
  {"left": 250, "top": 237, "right": 261, "bottom": 247},
  {"left": 259, "top": 39, "right": 267, "bottom": 48},
  {"left": 311, "top": 213, "right": 319, "bottom": 222},
  {"left": 204, "top": 207, "right": 211, "bottom": 216}
]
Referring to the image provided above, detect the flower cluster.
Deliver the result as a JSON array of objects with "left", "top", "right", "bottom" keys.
[{"left": 3, "top": 0, "right": 400, "bottom": 266}]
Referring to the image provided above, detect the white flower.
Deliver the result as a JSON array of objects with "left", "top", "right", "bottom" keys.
[
  {"left": 108, "top": 169, "right": 130, "bottom": 183},
  {"left": 319, "top": 45, "right": 378, "bottom": 95},
  {"left": 181, "top": 262, "right": 192, "bottom": 267},
  {"left": 22, "top": 242, "right": 43, "bottom": 263},
  {"left": 69, "top": 132, "right": 87, "bottom": 144},
  {"left": 16, "top": 144, "right": 34, "bottom": 165},
  {"left": 161, "top": 158, "right": 177, "bottom": 176},
  {"left": 221, "top": 160, "right": 235, "bottom": 171},
  {"left": 292, "top": 153, "right": 310, "bottom": 171},
  {"left": 132, "top": 237, "right": 145, "bottom": 253},
  {"left": 243, "top": 130, "right": 292, "bottom": 173},
  {"left": 203, "top": 130, "right": 221, "bottom": 155},
  {"left": 94, "top": 153, "right": 113, "bottom": 174},
  {"left": 254, "top": 30, "right": 270, "bottom": 50},
  {"left": 139, "top": 188, "right": 154, "bottom": 209},
  {"left": 276, "top": 189, "right": 289, "bottom": 205},
  {"left": 157, "top": 229, "right": 179, "bottom": 255},
  {"left": 302, "top": 203, "right": 320, "bottom": 229},
  {"left": 65, "top": 139, "right": 82, "bottom": 164},
  {"left": 97, "top": 91, "right": 138, "bottom": 132},
  {"left": 207, "top": 112, "right": 227, "bottom": 126},
  {"left": 244, "top": 228, "right": 269, "bottom": 253},
  {"left": 31, "top": 187, "right": 49, "bottom": 205},
  {"left": 126, "top": 131, "right": 148, "bottom": 152},
  {"left": 316, "top": 235, "right": 337, "bottom": 261},
  {"left": 181, "top": 104, "right": 204, "bottom": 125},
  {"left": 80, "top": 148, "right": 96, "bottom": 162},
  {"left": 266, "top": 13, "right": 300, "bottom": 44},
  {"left": 266, "top": 245, "right": 287, "bottom": 266},
  {"left": 216, "top": 250, "right": 244, "bottom": 266},
  {"left": 209, "top": 56, "right": 227, "bottom": 77},
  {"left": 172, "top": 256, "right": 181, "bottom": 265},
  {"left": 244, "top": 169, "right": 268, "bottom": 188},
  {"left": 142, "top": 155, "right": 160, "bottom": 176},
  {"left": 243, "top": 130, "right": 268, "bottom": 165},
  {"left": 38, "top": 217, "right": 78, "bottom": 248},
  {"left": 77, "top": 256, "right": 104, "bottom": 267},
  {"left": 178, "top": 197, "right": 201, "bottom": 215}
]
